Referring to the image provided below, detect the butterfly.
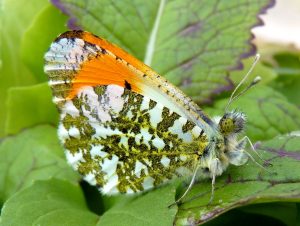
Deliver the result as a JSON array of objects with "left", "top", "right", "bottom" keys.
[{"left": 44, "top": 30, "right": 260, "bottom": 204}]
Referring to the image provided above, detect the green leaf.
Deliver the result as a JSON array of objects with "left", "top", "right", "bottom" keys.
[
  {"left": 0, "top": 125, "right": 79, "bottom": 203},
  {"left": 5, "top": 83, "right": 59, "bottom": 135},
  {"left": 205, "top": 85, "right": 300, "bottom": 141},
  {"left": 269, "top": 52, "right": 300, "bottom": 106},
  {"left": 202, "top": 208, "right": 286, "bottom": 226},
  {"left": 0, "top": 180, "right": 177, "bottom": 226},
  {"left": 51, "top": 0, "right": 274, "bottom": 103},
  {"left": 0, "top": 179, "right": 99, "bottom": 226},
  {"left": 240, "top": 202, "right": 299, "bottom": 226},
  {"left": 20, "top": 5, "right": 68, "bottom": 82},
  {"left": 99, "top": 184, "right": 177, "bottom": 226},
  {"left": 0, "top": 0, "right": 46, "bottom": 136},
  {"left": 0, "top": 0, "right": 67, "bottom": 137},
  {"left": 175, "top": 133, "right": 300, "bottom": 225}
]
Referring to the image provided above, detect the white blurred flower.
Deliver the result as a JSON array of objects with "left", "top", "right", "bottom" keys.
[{"left": 253, "top": 0, "right": 300, "bottom": 50}]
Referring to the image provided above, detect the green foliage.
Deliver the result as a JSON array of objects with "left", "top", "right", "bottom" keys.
[
  {"left": 0, "top": 125, "right": 79, "bottom": 202},
  {"left": 0, "top": 0, "right": 67, "bottom": 136},
  {"left": 1, "top": 0, "right": 300, "bottom": 225},
  {"left": 0, "top": 179, "right": 98, "bottom": 226},
  {"left": 269, "top": 52, "right": 300, "bottom": 106},
  {"left": 5, "top": 83, "right": 59, "bottom": 135},
  {"left": 99, "top": 184, "right": 177, "bottom": 226},
  {"left": 21, "top": 5, "right": 68, "bottom": 81}
]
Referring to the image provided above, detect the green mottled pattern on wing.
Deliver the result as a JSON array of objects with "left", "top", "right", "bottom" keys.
[{"left": 59, "top": 84, "right": 208, "bottom": 194}]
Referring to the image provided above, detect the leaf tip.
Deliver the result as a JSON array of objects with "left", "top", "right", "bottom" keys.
[{"left": 229, "top": 0, "right": 276, "bottom": 71}]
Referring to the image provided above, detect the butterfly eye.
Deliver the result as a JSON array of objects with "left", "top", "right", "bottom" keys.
[
  {"left": 219, "top": 118, "right": 235, "bottom": 135},
  {"left": 219, "top": 111, "right": 246, "bottom": 137}
]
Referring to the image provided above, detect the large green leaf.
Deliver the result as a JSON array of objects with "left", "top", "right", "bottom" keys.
[
  {"left": 175, "top": 133, "right": 300, "bottom": 225},
  {"left": 5, "top": 83, "right": 59, "bottom": 135},
  {"left": 0, "top": 179, "right": 99, "bottom": 226},
  {"left": 0, "top": 125, "right": 79, "bottom": 203},
  {"left": 51, "top": 0, "right": 274, "bottom": 103},
  {"left": 205, "top": 85, "right": 300, "bottom": 141}
]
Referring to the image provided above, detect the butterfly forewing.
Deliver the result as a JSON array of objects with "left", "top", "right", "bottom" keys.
[{"left": 44, "top": 31, "right": 211, "bottom": 194}]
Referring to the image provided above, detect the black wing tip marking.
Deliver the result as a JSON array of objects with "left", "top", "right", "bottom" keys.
[{"left": 54, "top": 30, "right": 85, "bottom": 42}]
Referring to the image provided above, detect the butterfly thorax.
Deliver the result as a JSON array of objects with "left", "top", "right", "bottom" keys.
[{"left": 198, "top": 111, "right": 249, "bottom": 179}]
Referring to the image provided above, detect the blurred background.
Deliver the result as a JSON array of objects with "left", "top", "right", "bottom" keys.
[{"left": 0, "top": 0, "right": 299, "bottom": 225}]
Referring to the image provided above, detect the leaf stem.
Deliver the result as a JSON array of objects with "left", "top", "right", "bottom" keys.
[{"left": 144, "top": 0, "right": 166, "bottom": 66}]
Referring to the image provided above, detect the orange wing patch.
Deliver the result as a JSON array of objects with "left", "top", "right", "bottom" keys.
[
  {"left": 68, "top": 50, "right": 143, "bottom": 99},
  {"left": 55, "top": 30, "right": 155, "bottom": 100},
  {"left": 45, "top": 30, "right": 214, "bottom": 128},
  {"left": 80, "top": 32, "right": 152, "bottom": 74}
]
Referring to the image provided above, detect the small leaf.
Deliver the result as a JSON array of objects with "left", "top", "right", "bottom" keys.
[
  {"left": 0, "top": 125, "right": 79, "bottom": 202},
  {"left": 0, "top": 179, "right": 99, "bottom": 226},
  {"left": 51, "top": 0, "right": 274, "bottom": 103},
  {"left": 205, "top": 85, "right": 300, "bottom": 141},
  {"left": 176, "top": 133, "right": 300, "bottom": 225},
  {"left": 5, "top": 83, "right": 59, "bottom": 135}
]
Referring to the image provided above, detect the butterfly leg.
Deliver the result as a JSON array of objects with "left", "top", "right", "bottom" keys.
[
  {"left": 168, "top": 166, "right": 199, "bottom": 208},
  {"left": 239, "top": 136, "right": 272, "bottom": 172},
  {"left": 239, "top": 136, "right": 264, "bottom": 161},
  {"left": 207, "top": 173, "right": 216, "bottom": 205}
]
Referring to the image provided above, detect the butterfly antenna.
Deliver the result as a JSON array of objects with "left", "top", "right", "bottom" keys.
[{"left": 225, "top": 54, "right": 261, "bottom": 112}]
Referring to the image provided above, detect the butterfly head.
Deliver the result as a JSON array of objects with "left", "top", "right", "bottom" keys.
[
  {"left": 218, "top": 110, "right": 248, "bottom": 165},
  {"left": 201, "top": 110, "right": 248, "bottom": 179}
]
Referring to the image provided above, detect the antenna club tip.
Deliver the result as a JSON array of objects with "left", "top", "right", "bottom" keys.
[
  {"left": 255, "top": 53, "right": 261, "bottom": 58},
  {"left": 254, "top": 76, "right": 262, "bottom": 82},
  {"left": 250, "top": 76, "right": 262, "bottom": 86}
]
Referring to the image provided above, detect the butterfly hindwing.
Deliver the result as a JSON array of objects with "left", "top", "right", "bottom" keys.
[{"left": 59, "top": 84, "right": 207, "bottom": 193}]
